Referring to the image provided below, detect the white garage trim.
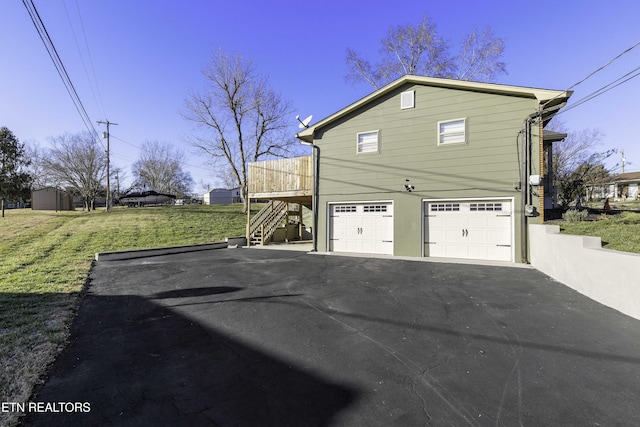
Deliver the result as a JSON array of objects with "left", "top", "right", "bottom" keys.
[
  {"left": 422, "top": 197, "right": 514, "bottom": 262},
  {"left": 327, "top": 201, "right": 394, "bottom": 255}
]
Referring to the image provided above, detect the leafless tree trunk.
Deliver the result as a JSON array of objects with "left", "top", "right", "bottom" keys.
[
  {"left": 547, "top": 119, "right": 614, "bottom": 206},
  {"left": 182, "top": 49, "right": 294, "bottom": 212}
]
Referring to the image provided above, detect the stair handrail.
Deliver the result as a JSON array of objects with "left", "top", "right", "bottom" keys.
[
  {"left": 249, "top": 200, "right": 287, "bottom": 236},
  {"left": 258, "top": 205, "right": 289, "bottom": 244}
]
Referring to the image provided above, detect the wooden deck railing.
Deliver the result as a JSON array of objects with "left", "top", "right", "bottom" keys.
[{"left": 248, "top": 156, "right": 312, "bottom": 198}]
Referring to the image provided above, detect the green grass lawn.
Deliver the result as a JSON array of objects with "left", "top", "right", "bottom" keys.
[
  {"left": 0, "top": 204, "right": 254, "bottom": 427},
  {"left": 558, "top": 211, "right": 640, "bottom": 254}
]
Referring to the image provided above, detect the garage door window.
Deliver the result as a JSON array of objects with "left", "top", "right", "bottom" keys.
[
  {"left": 430, "top": 203, "right": 460, "bottom": 212},
  {"left": 363, "top": 205, "right": 388, "bottom": 213},
  {"left": 334, "top": 205, "right": 357, "bottom": 213},
  {"left": 470, "top": 202, "right": 503, "bottom": 211}
]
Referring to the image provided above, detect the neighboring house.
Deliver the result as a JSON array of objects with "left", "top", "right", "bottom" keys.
[
  {"left": 250, "top": 75, "right": 572, "bottom": 263},
  {"left": 32, "top": 187, "right": 74, "bottom": 211},
  {"left": 203, "top": 188, "right": 242, "bottom": 205},
  {"left": 586, "top": 172, "right": 640, "bottom": 202},
  {"left": 610, "top": 171, "right": 640, "bottom": 200},
  {"left": 3, "top": 202, "right": 27, "bottom": 209}
]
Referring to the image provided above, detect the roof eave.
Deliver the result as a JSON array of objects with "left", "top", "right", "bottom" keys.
[{"left": 296, "top": 75, "right": 572, "bottom": 142}]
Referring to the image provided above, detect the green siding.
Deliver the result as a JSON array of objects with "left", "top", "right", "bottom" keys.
[{"left": 314, "top": 83, "right": 541, "bottom": 261}]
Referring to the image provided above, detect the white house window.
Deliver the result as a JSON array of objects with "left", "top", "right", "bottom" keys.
[
  {"left": 357, "top": 130, "right": 379, "bottom": 154},
  {"left": 437, "top": 118, "right": 466, "bottom": 145},
  {"left": 400, "top": 90, "right": 415, "bottom": 109}
]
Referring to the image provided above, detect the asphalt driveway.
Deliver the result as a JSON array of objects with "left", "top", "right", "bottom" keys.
[{"left": 25, "top": 248, "right": 640, "bottom": 426}]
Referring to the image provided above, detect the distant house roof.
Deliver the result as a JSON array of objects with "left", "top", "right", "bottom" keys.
[
  {"left": 296, "top": 75, "right": 572, "bottom": 143},
  {"left": 204, "top": 187, "right": 240, "bottom": 194},
  {"left": 612, "top": 172, "right": 640, "bottom": 182},
  {"left": 33, "top": 186, "right": 69, "bottom": 192}
]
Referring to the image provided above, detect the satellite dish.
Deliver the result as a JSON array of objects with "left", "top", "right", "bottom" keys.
[{"left": 296, "top": 114, "right": 313, "bottom": 129}]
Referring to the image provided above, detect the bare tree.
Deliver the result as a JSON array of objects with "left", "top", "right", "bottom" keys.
[
  {"left": 131, "top": 140, "right": 194, "bottom": 197},
  {"left": 42, "top": 132, "right": 106, "bottom": 211},
  {"left": 217, "top": 165, "right": 240, "bottom": 190},
  {"left": 547, "top": 120, "right": 613, "bottom": 206},
  {"left": 110, "top": 165, "right": 127, "bottom": 201},
  {"left": 454, "top": 27, "right": 506, "bottom": 82},
  {"left": 182, "top": 49, "right": 294, "bottom": 212},
  {"left": 25, "top": 141, "right": 54, "bottom": 189},
  {"left": 345, "top": 15, "right": 507, "bottom": 89}
]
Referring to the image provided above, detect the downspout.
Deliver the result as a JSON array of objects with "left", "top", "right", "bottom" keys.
[
  {"left": 521, "top": 110, "right": 540, "bottom": 264},
  {"left": 299, "top": 139, "right": 319, "bottom": 252}
]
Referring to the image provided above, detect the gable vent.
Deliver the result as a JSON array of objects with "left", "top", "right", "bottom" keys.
[{"left": 401, "top": 90, "right": 415, "bottom": 109}]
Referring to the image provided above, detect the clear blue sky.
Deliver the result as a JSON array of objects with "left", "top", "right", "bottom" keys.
[{"left": 2, "top": 0, "right": 639, "bottom": 193}]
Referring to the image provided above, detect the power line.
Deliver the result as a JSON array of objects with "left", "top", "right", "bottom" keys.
[
  {"left": 62, "top": 0, "right": 106, "bottom": 118},
  {"left": 110, "top": 135, "right": 216, "bottom": 173},
  {"left": 565, "top": 40, "right": 640, "bottom": 92},
  {"left": 542, "top": 39, "right": 640, "bottom": 111},
  {"left": 21, "top": 0, "right": 103, "bottom": 149},
  {"left": 556, "top": 66, "right": 640, "bottom": 117}
]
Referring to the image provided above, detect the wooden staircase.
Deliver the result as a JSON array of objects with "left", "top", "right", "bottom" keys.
[
  {"left": 249, "top": 200, "right": 303, "bottom": 245},
  {"left": 249, "top": 201, "right": 288, "bottom": 245}
]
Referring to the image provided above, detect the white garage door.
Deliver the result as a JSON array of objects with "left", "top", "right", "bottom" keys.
[
  {"left": 329, "top": 203, "right": 393, "bottom": 255},
  {"left": 424, "top": 200, "right": 513, "bottom": 262}
]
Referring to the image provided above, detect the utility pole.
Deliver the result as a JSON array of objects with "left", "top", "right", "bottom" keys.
[{"left": 97, "top": 120, "right": 118, "bottom": 211}]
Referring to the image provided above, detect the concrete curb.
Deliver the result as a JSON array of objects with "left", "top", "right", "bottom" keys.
[{"left": 95, "top": 242, "right": 231, "bottom": 262}]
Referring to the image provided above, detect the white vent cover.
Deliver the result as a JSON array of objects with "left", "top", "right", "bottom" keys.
[{"left": 401, "top": 90, "right": 415, "bottom": 109}]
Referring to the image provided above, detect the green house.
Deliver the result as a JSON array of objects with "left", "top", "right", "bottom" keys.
[{"left": 250, "top": 75, "right": 572, "bottom": 263}]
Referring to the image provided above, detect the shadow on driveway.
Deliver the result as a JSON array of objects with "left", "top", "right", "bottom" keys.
[
  {"left": 24, "top": 290, "right": 356, "bottom": 426},
  {"left": 24, "top": 248, "right": 640, "bottom": 426}
]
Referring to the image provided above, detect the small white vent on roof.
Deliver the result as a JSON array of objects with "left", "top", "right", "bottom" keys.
[{"left": 401, "top": 90, "right": 415, "bottom": 109}]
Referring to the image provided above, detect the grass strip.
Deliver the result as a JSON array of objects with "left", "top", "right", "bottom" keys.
[
  {"left": 0, "top": 204, "right": 255, "bottom": 427},
  {"left": 558, "top": 211, "right": 640, "bottom": 254}
]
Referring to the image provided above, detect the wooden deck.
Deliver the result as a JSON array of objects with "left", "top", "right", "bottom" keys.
[{"left": 248, "top": 156, "right": 312, "bottom": 204}]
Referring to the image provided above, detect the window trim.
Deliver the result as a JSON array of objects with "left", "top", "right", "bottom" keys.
[
  {"left": 356, "top": 130, "right": 380, "bottom": 154},
  {"left": 437, "top": 118, "right": 467, "bottom": 146}
]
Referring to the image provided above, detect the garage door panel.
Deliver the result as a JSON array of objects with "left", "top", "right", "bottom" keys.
[
  {"left": 486, "top": 228, "right": 511, "bottom": 245},
  {"left": 445, "top": 228, "right": 466, "bottom": 243},
  {"left": 329, "top": 203, "right": 393, "bottom": 255},
  {"left": 472, "top": 245, "right": 511, "bottom": 262},
  {"left": 445, "top": 217, "right": 466, "bottom": 228},
  {"left": 345, "top": 240, "right": 362, "bottom": 253},
  {"left": 440, "top": 243, "right": 468, "bottom": 258},
  {"left": 424, "top": 200, "right": 512, "bottom": 262},
  {"left": 373, "top": 228, "right": 393, "bottom": 242},
  {"left": 466, "top": 229, "right": 487, "bottom": 244},
  {"left": 330, "top": 239, "right": 346, "bottom": 252}
]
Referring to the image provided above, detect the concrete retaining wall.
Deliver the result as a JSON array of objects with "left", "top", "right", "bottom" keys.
[{"left": 529, "top": 224, "right": 640, "bottom": 320}]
